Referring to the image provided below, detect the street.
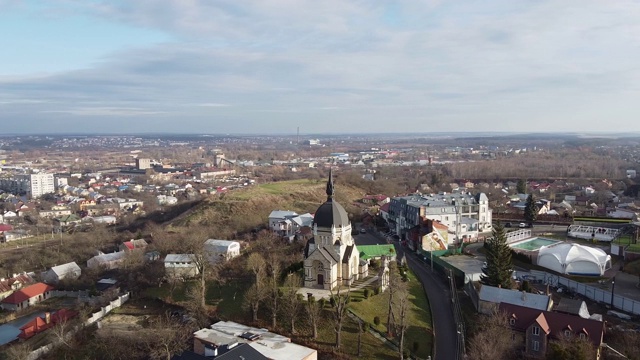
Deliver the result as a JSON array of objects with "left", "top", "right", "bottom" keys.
[{"left": 357, "top": 230, "right": 458, "bottom": 360}]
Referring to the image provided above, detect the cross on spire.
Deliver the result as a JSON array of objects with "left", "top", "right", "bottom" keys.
[{"left": 326, "top": 167, "right": 335, "bottom": 200}]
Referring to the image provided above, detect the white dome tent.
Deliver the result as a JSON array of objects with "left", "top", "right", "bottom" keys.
[{"left": 537, "top": 243, "right": 612, "bottom": 276}]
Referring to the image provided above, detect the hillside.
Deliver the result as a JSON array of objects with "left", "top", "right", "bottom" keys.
[{"left": 169, "top": 179, "right": 366, "bottom": 236}]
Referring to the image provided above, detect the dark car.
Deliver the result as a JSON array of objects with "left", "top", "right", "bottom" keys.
[
  {"left": 505, "top": 222, "right": 512, "bottom": 228},
  {"left": 360, "top": 228, "right": 366, "bottom": 234}
]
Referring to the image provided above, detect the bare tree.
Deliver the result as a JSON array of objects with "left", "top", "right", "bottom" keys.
[
  {"left": 243, "top": 282, "right": 266, "bottom": 322},
  {"left": 281, "top": 273, "right": 302, "bottom": 334},
  {"left": 468, "top": 310, "right": 518, "bottom": 360},
  {"left": 145, "top": 314, "right": 195, "bottom": 360},
  {"left": 267, "top": 253, "right": 282, "bottom": 329},
  {"left": 386, "top": 261, "right": 402, "bottom": 335},
  {"left": 51, "top": 315, "right": 74, "bottom": 349},
  {"left": 244, "top": 253, "right": 267, "bottom": 322},
  {"left": 393, "top": 279, "right": 410, "bottom": 360},
  {"left": 329, "top": 280, "right": 352, "bottom": 349},
  {"left": 5, "top": 342, "right": 32, "bottom": 360},
  {"left": 305, "top": 294, "right": 322, "bottom": 339}
]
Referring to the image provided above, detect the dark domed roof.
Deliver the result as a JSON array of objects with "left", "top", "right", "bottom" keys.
[{"left": 314, "top": 199, "right": 350, "bottom": 228}]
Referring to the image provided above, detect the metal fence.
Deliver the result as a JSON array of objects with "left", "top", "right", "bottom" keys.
[{"left": 518, "top": 270, "right": 640, "bottom": 315}]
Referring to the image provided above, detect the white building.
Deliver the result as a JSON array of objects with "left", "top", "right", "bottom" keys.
[
  {"left": 43, "top": 262, "right": 81, "bottom": 284},
  {"left": 193, "top": 321, "right": 317, "bottom": 360},
  {"left": 0, "top": 173, "right": 55, "bottom": 199},
  {"left": 164, "top": 254, "right": 199, "bottom": 279},
  {"left": 204, "top": 239, "right": 240, "bottom": 263},
  {"left": 388, "top": 192, "right": 492, "bottom": 244}
]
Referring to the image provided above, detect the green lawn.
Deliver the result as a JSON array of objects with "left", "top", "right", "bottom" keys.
[{"left": 348, "top": 270, "right": 433, "bottom": 359}]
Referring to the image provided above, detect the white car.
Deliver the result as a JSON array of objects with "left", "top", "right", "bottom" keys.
[{"left": 519, "top": 223, "right": 527, "bottom": 228}]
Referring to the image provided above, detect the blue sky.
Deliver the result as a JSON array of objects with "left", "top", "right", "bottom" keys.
[{"left": 1, "top": 0, "right": 639, "bottom": 134}]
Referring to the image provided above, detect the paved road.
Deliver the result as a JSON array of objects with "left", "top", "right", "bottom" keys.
[
  {"left": 395, "top": 243, "right": 457, "bottom": 360},
  {"left": 357, "top": 229, "right": 458, "bottom": 359}
]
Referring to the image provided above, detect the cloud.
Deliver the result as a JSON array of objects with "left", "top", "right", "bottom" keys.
[{"left": 2, "top": 0, "right": 640, "bottom": 133}]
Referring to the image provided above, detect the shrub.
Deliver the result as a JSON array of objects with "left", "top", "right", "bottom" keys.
[
  {"left": 373, "top": 316, "right": 381, "bottom": 326},
  {"left": 363, "top": 288, "right": 370, "bottom": 299},
  {"left": 319, "top": 298, "right": 327, "bottom": 308},
  {"left": 374, "top": 286, "right": 381, "bottom": 295}
]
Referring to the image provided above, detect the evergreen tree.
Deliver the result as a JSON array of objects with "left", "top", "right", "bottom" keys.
[
  {"left": 481, "top": 222, "right": 513, "bottom": 289},
  {"left": 516, "top": 179, "right": 527, "bottom": 194},
  {"left": 524, "top": 194, "right": 538, "bottom": 223}
]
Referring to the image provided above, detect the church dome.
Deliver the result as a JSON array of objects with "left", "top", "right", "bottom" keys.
[{"left": 313, "top": 169, "right": 350, "bottom": 229}]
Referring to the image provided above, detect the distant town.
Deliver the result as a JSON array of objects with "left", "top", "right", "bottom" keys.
[{"left": 0, "top": 133, "right": 639, "bottom": 360}]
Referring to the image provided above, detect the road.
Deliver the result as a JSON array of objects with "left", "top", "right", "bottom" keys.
[{"left": 356, "top": 230, "right": 457, "bottom": 360}]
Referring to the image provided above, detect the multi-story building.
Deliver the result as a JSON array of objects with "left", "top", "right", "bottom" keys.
[
  {"left": 0, "top": 173, "right": 55, "bottom": 198},
  {"left": 387, "top": 191, "right": 492, "bottom": 246}
]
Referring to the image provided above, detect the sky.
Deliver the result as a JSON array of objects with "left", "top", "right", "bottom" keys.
[{"left": 1, "top": 0, "right": 640, "bottom": 135}]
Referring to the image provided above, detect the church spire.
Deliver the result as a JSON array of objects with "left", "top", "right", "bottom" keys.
[{"left": 326, "top": 167, "right": 335, "bottom": 200}]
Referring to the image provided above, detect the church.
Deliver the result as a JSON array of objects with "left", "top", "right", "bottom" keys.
[{"left": 303, "top": 170, "right": 368, "bottom": 290}]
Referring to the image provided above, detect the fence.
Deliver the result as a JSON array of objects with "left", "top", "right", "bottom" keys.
[
  {"left": 26, "top": 292, "right": 130, "bottom": 360},
  {"left": 464, "top": 280, "right": 479, "bottom": 311},
  {"left": 519, "top": 270, "right": 640, "bottom": 315},
  {"left": 448, "top": 269, "right": 466, "bottom": 360}
]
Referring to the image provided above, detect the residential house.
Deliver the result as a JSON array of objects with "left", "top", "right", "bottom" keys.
[
  {"left": 499, "top": 302, "right": 604, "bottom": 359},
  {"left": 119, "top": 239, "right": 149, "bottom": 252},
  {"left": 19, "top": 309, "right": 77, "bottom": 339},
  {"left": 3, "top": 230, "right": 30, "bottom": 242},
  {"left": 0, "top": 273, "right": 35, "bottom": 301},
  {"left": 362, "top": 194, "right": 390, "bottom": 205},
  {"left": 193, "top": 321, "right": 317, "bottom": 360},
  {"left": 87, "top": 251, "right": 127, "bottom": 270},
  {"left": 164, "top": 254, "right": 199, "bottom": 279},
  {"left": 43, "top": 262, "right": 81, "bottom": 284},
  {"left": 268, "top": 210, "right": 314, "bottom": 241},
  {"left": 1, "top": 282, "right": 55, "bottom": 311},
  {"left": 478, "top": 285, "right": 553, "bottom": 315},
  {"left": 379, "top": 203, "right": 390, "bottom": 224},
  {"left": 204, "top": 240, "right": 241, "bottom": 263}
]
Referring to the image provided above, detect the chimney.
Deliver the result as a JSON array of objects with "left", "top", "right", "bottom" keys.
[
  {"left": 521, "top": 291, "right": 527, "bottom": 301},
  {"left": 45, "top": 312, "right": 51, "bottom": 324}
]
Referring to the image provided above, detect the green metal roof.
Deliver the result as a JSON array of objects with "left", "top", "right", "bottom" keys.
[{"left": 358, "top": 244, "right": 396, "bottom": 260}]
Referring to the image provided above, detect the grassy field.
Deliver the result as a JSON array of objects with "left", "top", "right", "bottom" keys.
[{"left": 348, "top": 270, "right": 433, "bottom": 359}]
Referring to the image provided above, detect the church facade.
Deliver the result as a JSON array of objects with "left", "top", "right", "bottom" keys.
[{"left": 303, "top": 170, "right": 368, "bottom": 290}]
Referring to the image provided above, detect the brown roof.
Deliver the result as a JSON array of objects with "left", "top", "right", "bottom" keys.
[
  {"left": 499, "top": 303, "right": 604, "bottom": 347},
  {"left": 0, "top": 273, "right": 34, "bottom": 293}
]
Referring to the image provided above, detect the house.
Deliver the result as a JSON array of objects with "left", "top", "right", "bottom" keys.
[
  {"left": 87, "top": 251, "right": 127, "bottom": 270},
  {"left": 358, "top": 244, "right": 396, "bottom": 262},
  {"left": 193, "top": 321, "right": 317, "bottom": 360},
  {"left": 172, "top": 346, "right": 267, "bottom": 360},
  {"left": 478, "top": 285, "right": 553, "bottom": 315},
  {"left": 19, "top": 309, "right": 77, "bottom": 339},
  {"left": 119, "top": 239, "right": 149, "bottom": 252},
  {"left": 204, "top": 240, "right": 240, "bottom": 263},
  {"left": 164, "top": 254, "right": 199, "bottom": 279},
  {"left": 3, "top": 230, "right": 30, "bottom": 242},
  {"left": 0, "top": 273, "right": 35, "bottom": 300},
  {"left": 1, "top": 282, "right": 55, "bottom": 311},
  {"left": 499, "top": 302, "right": 604, "bottom": 359},
  {"left": 43, "top": 262, "right": 81, "bottom": 284},
  {"left": 554, "top": 298, "right": 591, "bottom": 319}
]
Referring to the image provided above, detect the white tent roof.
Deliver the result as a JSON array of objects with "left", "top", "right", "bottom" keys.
[{"left": 537, "top": 243, "right": 611, "bottom": 275}]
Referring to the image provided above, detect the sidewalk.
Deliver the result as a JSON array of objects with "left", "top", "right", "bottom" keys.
[{"left": 297, "top": 275, "right": 379, "bottom": 300}]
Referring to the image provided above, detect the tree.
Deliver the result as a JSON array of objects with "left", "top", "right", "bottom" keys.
[
  {"left": 281, "top": 273, "right": 302, "bottom": 334},
  {"left": 244, "top": 281, "right": 266, "bottom": 322},
  {"left": 329, "top": 281, "right": 351, "bottom": 349},
  {"left": 468, "top": 310, "right": 518, "bottom": 360},
  {"left": 145, "top": 314, "right": 195, "bottom": 360},
  {"left": 548, "top": 333, "right": 596, "bottom": 360},
  {"left": 481, "top": 222, "right": 513, "bottom": 289},
  {"left": 393, "top": 275, "right": 410, "bottom": 360},
  {"left": 305, "top": 294, "right": 322, "bottom": 339},
  {"left": 244, "top": 253, "right": 267, "bottom": 322},
  {"left": 516, "top": 179, "right": 527, "bottom": 194},
  {"left": 524, "top": 194, "right": 538, "bottom": 224},
  {"left": 386, "top": 261, "right": 403, "bottom": 335},
  {"left": 266, "top": 253, "right": 282, "bottom": 329},
  {"left": 5, "top": 342, "right": 32, "bottom": 360}
]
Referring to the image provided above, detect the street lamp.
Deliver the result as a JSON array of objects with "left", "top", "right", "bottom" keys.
[{"left": 611, "top": 276, "right": 616, "bottom": 308}]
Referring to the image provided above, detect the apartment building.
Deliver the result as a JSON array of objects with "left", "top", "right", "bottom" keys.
[
  {"left": 387, "top": 191, "right": 492, "bottom": 245},
  {"left": 0, "top": 173, "right": 55, "bottom": 199}
]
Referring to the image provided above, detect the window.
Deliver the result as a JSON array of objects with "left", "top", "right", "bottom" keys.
[
  {"left": 532, "top": 326, "right": 540, "bottom": 336},
  {"left": 533, "top": 341, "right": 540, "bottom": 351},
  {"left": 564, "top": 330, "right": 571, "bottom": 337},
  {"left": 509, "top": 318, "right": 516, "bottom": 326},
  {"left": 579, "top": 333, "right": 586, "bottom": 340}
]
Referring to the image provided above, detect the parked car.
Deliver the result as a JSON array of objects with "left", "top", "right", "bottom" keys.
[
  {"left": 519, "top": 222, "right": 527, "bottom": 228},
  {"left": 505, "top": 222, "right": 512, "bottom": 228},
  {"left": 360, "top": 228, "right": 367, "bottom": 234}
]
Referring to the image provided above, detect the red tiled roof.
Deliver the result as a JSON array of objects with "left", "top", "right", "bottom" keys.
[
  {"left": 0, "top": 224, "right": 13, "bottom": 232},
  {"left": 2, "top": 282, "right": 54, "bottom": 304},
  {"left": 432, "top": 222, "right": 448, "bottom": 230},
  {"left": 379, "top": 203, "right": 390, "bottom": 212},
  {"left": 123, "top": 241, "right": 134, "bottom": 250}
]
